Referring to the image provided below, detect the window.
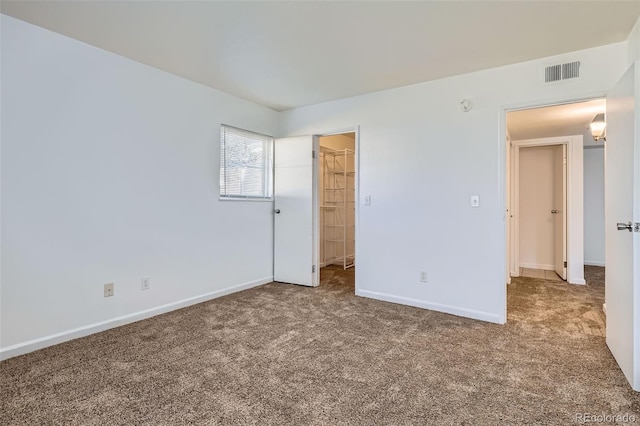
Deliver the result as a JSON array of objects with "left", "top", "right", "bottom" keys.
[{"left": 219, "top": 125, "right": 273, "bottom": 200}]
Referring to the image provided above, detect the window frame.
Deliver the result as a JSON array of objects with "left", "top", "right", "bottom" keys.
[{"left": 219, "top": 124, "right": 274, "bottom": 201}]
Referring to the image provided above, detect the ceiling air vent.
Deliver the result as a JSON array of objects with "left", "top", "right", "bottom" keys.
[
  {"left": 562, "top": 61, "right": 580, "bottom": 80},
  {"left": 545, "top": 64, "right": 562, "bottom": 83},
  {"left": 544, "top": 61, "right": 580, "bottom": 83}
]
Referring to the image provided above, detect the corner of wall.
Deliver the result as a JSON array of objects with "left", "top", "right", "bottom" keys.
[{"left": 627, "top": 16, "right": 640, "bottom": 67}]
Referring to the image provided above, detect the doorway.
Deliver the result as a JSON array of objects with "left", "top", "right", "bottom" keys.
[
  {"left": 516, "top": 143, "right": 567, "bottom": 280},
  {"left": 318, "top": 133, "right": 356, "bottom": 286},
  {"left": 509, "top": 135, "right": 585, "bottom": 284},
  {"left": 502, "top": 73, "right": 638, "bottom": 390},
  {"left": 506, "top": 99, "right": 607, "bottom": 287},
  {"left": 273, "top": 129, "right": 359, "bottom": 290},
  {"left": 504, "top": 101, "right": 606, "bottom": 346}
]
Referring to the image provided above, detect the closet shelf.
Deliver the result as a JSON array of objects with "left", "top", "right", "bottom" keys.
[
  {"left": 321, "top": 146, "right": 355, "bottom": 270},
  {"left": 326, "top": 171, "right": 355, "bottom": 175}
]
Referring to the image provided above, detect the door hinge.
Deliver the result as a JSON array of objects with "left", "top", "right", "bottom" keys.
[
  {"left": 564, "top": 261, "right": 567, "bottom": 268},
  {"left": 312, "top": 150, "right": 316, "bottom": 159},
  {"left": 312, "top": 265, "right": 316, "bottom": 273},
  {"left": 635, "top": 223, "right": 640, "bottom": 232}
]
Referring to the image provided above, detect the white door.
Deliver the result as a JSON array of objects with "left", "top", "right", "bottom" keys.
[
  {"left": 554, "top": 145, "right": 567, "bottom": 280},
  {"left": 605, "top": 63, "right": 639, "bottom": 390},
  {"left": 274, "top": 136, "right": 319, "bottom": 287}
]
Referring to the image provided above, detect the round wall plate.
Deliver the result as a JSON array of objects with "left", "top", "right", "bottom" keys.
[{"left": 459, "top": 98, "right": 473, "bottom": 112}]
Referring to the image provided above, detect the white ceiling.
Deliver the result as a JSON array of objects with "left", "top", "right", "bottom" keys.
[
  {"left": 2, "top": 1, "right": 639, "bottom": 111},
  {"left": 507, "top": 99, "right": 606, "bottom": 146}
]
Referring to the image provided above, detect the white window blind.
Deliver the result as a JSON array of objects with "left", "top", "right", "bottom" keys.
[{"left": 219, "top": 125, "right": 273, "bottom": 199}]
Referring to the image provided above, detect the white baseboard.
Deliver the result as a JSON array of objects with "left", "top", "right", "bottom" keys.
[
  {"left": 584, "top": 260, "right": 605, "bottom": 267},
  {"left": 519, "top": 262, "right": 555, "bottom": 271},
  {"left": 0, "top": 276, "right": 273, "bottom": 361},
  {"left": 355, "top": 289, "right": 504, "bottom": 325}
]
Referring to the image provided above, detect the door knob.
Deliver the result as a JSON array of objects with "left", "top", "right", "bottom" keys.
[
  {"left": 551, "top": 209, "right": 559, "bottom": 214},
  {"left": 617, "top": 222, "right": 633, "bottom": 232},
  {"left": 274, "top": 209, "right": 281, "bottom": 214}
]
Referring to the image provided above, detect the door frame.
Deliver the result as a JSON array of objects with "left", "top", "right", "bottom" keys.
[
  {"left": 314, "top": 126, "right": 360, "bottom": 288},
  {"left": 500, "top": 95, "right": 605, "bottom": 322},
  {"left": 511, "top": 137, "right": 582, "bottom": 283}
]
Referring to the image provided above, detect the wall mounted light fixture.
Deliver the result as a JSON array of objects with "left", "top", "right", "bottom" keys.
[{"left": 590, "top": 113, "right": 606, "bottom": 142}]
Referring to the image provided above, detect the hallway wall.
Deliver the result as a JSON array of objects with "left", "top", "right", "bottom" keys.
[{"left": 584, "top": 147, "right": 605, "bottom": 266}]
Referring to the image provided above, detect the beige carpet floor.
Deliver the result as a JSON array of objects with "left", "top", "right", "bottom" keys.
[{"left": 1, "top": 265, "right": 639, "bottom": 425}]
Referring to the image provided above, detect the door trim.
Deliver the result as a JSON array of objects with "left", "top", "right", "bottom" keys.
[
  {"left": 500, "top": 94, "right": 606, "bottom": 323},
  {"left": 313, "top": 126, "right": 360, "bottom": 290}
]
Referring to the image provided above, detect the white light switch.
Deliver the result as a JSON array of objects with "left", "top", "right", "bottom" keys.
[
  {"left": 471, "top": 195, "right": 480, "bottom": 207},
  {"left": 364, "top": 195, "right": 371, "bottom": 206}
]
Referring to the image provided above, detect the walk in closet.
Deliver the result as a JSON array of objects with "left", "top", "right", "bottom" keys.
[{"left": 319, "top": 134, "right": 355, "bottom": 269}]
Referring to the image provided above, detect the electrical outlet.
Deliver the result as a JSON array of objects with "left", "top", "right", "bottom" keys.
[
  {"left": 104, "top": 283, "right": 114, "bottom": 297},
  {"left": 141, "top": 276, "right": 151, "bottom": 291},
  {"left": 420, "top": 272, "right": 428, "bottom": 283}
]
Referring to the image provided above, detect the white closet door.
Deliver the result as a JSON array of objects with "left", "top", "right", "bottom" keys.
[{"left": 273, "top": 136, "right": 318, "bottom": 287}]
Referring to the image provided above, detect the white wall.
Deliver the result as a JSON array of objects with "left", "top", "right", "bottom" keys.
[
  {"left": 627, "top": 16, "right": 640, "bottom": 66},
  {"left": 279, "top": 42, "right": 627, "bottom": 324},
  {"left": 583, "top": 147, "right": 605, "bottom": 266},
  {"left": 1, "top": 15, "right": 635, "bottom": 359},
  {"left": 518, "top": 145, "right": 560, "bottom": 270},
  {"left": 0, "top": 16, "right": 279, "bottom": 358}
]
